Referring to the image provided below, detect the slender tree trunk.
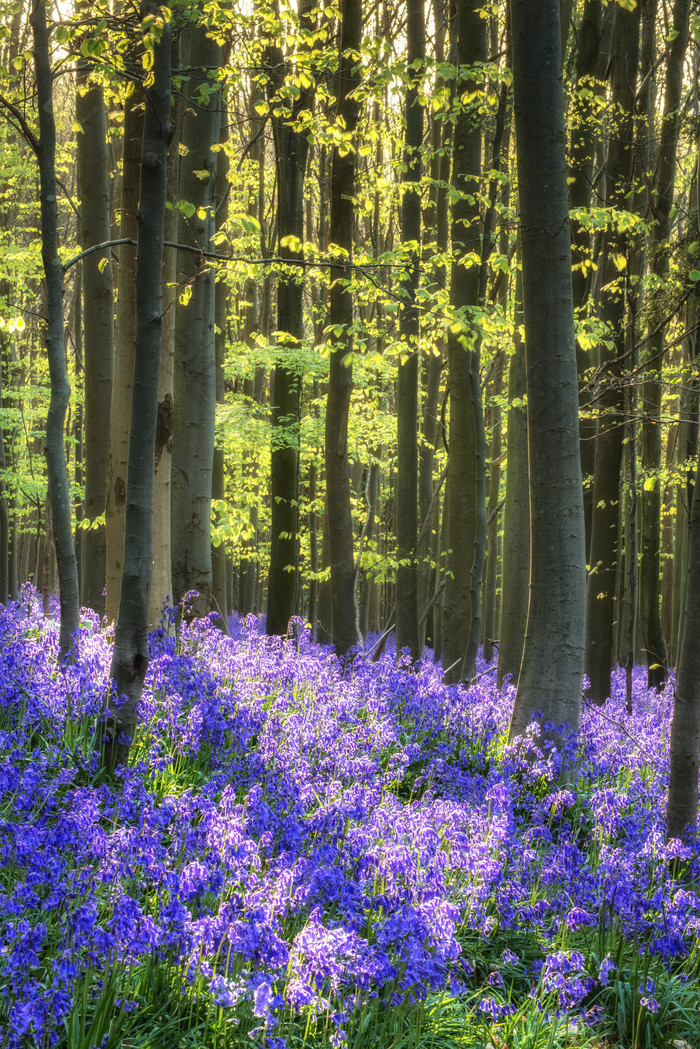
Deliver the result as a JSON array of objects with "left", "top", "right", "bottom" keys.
[
  {"left": 497, "top": 257, "right": 528, "bottom": 687},
  {"left": 418, "top": 1, "right": 448, "bottom": 654},
  {"left": 31, "top": 0, "right": 79, "bottom": 656},
  {"left": 106, "top": 91, "right": 143, "bottom": 621},
  {"left": 171, "top": 22, "right": 221, "bottom": 617},
  {"left": 211, "top": 98, "right": 230, "bottom": 633},
  {"left": 640, "top": 0, "right": 689, "bottom": 689},
  {"left": 667, "top": 427, "right": 700, "bottom": 840},
  {"left": 76, "top": 29, "right": 114, "bottom": 616},
  {"left": 0, "top": 348, "right": 8, "bottom": 605},
  {"left": 395, "top": 0, "right": 425, "bottom": 661},
  {"left": 149, "top": 49, "right": 178, "bottom": 626},
  {"left": 104, "top": 6, "right": 172, "bottom": 767},
  {"left": 482, "top": 350, "right": 503, "bottom": 663},
  {"left": 265, "top": 0, "right": 314, "bottom": 636},
  {"left": 569, "top": 0, "right": 612, "bottom": 561},
  {"left": 584, "top": 1, "right": 641, "bottom": 703},
  {"left": 325, "top": 0, "right": 362, "bottom": 658},
  {"left": 441, "top": 0, "right": 487, "bottom": 685},
  {"left": 508, "top": 0, "right": 586, "bottom": 742}
]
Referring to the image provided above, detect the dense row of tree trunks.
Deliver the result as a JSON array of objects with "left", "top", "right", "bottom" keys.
[{"left": 508, "top": 0, "right": 586, "bottom": 740}]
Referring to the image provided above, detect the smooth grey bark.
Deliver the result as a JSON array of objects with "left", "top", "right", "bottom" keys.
[
  {"left": 265, "top": 0, "right": 314, "bottom": 637},
  {"left": 583, "top": 1, "right": 641, "bottom": 703},
  {"left": 640, "top": 0, "right": 689, "bottom": 689},
  {"left": 508, "top": 0, "right": 586, "bottom": 743},
  {"left": 441, "top": 0, "right": 487, "bottom": 685},
  {"left": 171, "top": 23, "right": 221, "bottom": 617},
  {"left": 325, "top": 0, "right": 362, "bottom": 658},
  {"left": 106, "top": 91, "right": 143, "bottom": 622},
  {"left": 395, "top": 0, "right": 425, "bottom": 661},
  {"left": 31, "top": 0, "right": 79, "bottom": 657},
  {"left": 104, "top": 6, "right": 172, "bottom": 766},
  {"left": 76, "top": 31, "right": 114, "bottom": 616}
]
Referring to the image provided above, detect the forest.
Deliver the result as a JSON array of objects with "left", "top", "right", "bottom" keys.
[{"left": 2, "top": 0, "right": 700, "bottom": 1043}]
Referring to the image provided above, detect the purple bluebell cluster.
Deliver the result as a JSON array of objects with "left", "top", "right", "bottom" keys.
[{"left": 0, "top": 593, "right": 698, "bottom": 1048}]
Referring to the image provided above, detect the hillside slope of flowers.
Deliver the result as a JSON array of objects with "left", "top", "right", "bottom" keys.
[{"left": 1, "top": 592, "right": 699, "bottom": 1049}]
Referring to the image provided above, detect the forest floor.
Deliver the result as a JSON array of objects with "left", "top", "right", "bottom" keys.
[{"left": 1, "top": 595, "right": 699, "bottom": 1049}]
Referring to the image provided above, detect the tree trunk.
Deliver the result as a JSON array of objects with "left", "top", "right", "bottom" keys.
[
  {"left": 482, "top": 350, "right": 503, "bottom": 663},
  {"left": 31, "top": 0, "right": 79, "bottom": 657},
  {"left": 106, "top": 91, "right": 143, "bottom": 622},
  {"left": 265, "top": 0, "right": 314, "bottom": 636},
  {"left": 667, "top": 429, "right": 700, "bottom": 840},
  {"left": 103, "top": 6, "right": 172, "bottom": 767},
  {"left": 497, "top": 258, "right": 528, "bottom": 687},
  {"left": 508, "top": 0, "right": 586, "bottom": 743},
  {"left": 325, "top": 0, "right": 362, "bottom": 658},
  {"left": 583, "top": 1, "right": 641, "bottom": 703},
  {"left": 640, "top": 0, "right": 689, "bottom": 689},
  {"left": 149, "top": 49, "right": 178, "bottom": 627},
  {"left": 441, "top": 0, "right": 487, "bottom": 685},
  {"left": 76, "top": 33, "right": 114, "bottom": 616},
  {"left": 395, "top": 0, "right": 425, "bottom": 661},
  {"left": 171, "top": 22, "right": 221, "bottom": 617}
]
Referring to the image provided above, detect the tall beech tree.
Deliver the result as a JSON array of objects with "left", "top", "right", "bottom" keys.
[
  {"left": 395, "top": 0, "right": 425, "bottom": 661},
  {"left": 440, "top": 0, "right": 486, "bottom": 685},
  {"left": 75, "top": 8, "right": 114, "bottom": 615},
  {"left": 508, "top": 0, "right": 586, "bottom": 742},
  {"left": 31, "top": 0, "right": 79, "bottom": 657},
  {"left": 171, "top": 19, "right": 222, "bottom": 616},
  {"left": 106, "top": 90, "right": 143, "bottom": 623},
  {"left": 103, "top": 2, "right": 172, "bottom": 766},
  {"left": 265, "top": 0, "right": 315, "bottom": 637},
  {"left": 325, "top": 0, "right": 362, "bottom": 657}
]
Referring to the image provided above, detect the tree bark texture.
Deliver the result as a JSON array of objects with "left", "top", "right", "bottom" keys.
[
  {"left": 508, "top": 0, "right": 586, "bottom": 742},
  {"left": 441, "top": 0, "right": 487, "bottom": 685},
  {"left": 325, "top": 0, "right": 362, "bottom": 658},
  {"left": 640, "top": 0, "right": 689, "bottom": 689},
  {"left": 76, "top": 37, "right": 114, "bottom": 616},
  {"left": 265, "top": 0, "right": 314, "bottom": 636},
  {"left": 395, "top": 0, "right": 425, "bottom": 661},
  {"left": 583, "top": 1, "right": 641, "bottom": 703},
  {"left": 106, "top": 91, "right": 143, "bottom": 622},
  {"left": 497, "top": 260, "right": 529, "bottom": 688},
  {"left": 667, "top": 434, "right": 700, "bottom": 840},
  {"left": 171, "top": 22, "right": 221, "bottom": 617},
  {"left": 31, "top": 0, "right": 79, "bottom": 657},
  {"left": 104, "top": 7, "right": 172, "bottom": 766}
]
